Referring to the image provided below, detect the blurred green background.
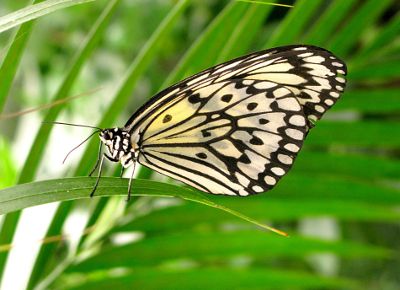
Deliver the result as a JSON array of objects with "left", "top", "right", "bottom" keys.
[{"left": 0, "top": 0, "right": 399, "bottom": 289}]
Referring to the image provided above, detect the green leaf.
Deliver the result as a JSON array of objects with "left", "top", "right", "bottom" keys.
[
  {"left": 266, "top": 0, "right": 324, "bottom": 46},
  {"left": 61, "top": 267, "right": 358, "bottom": 290},
  {"left": 328, "top": 0, "right": 393, "bottom": 56},
  {"left": 304, "top": 0, "right": 358, "bottom": 45},
  {"left": 352, "top": 11, "right": 400, "bottom": 63},
  {"left": 294, "top": 151, "right": 400, "bottom": 180},
  {"left": 0, "top": 177, "right": 287, "bottom": 236},
  {"left": 0, "top": 138, "right": 16, "bottom": 188},
  {"left": 113, "top": 174, "right": 400, "bottom": 234},
  {"left": 0, "top": 0, "right": 41, "bottom": 114},
  {"left": 349, "top": 59, "right": 400, "bottom": 81},
  {"left": 0, "top": 0, "right": 94, "bottom": 34},
  {"left": 67, "top": 231, "right": 389, "bottom": 272},
  {"left": 307, "top": 121, "right": 400, "bottom": 147},
  {"left": 334, "top": 89, "right": 400, "bottom": 113},
  {"left": 163, "top": 1, "right": 249, "bottom": 86},
  {"left": 0, "top": 28, "right": 32, "bottom": 113},
  {"left": 215, "top": 1, "right": 275, "bottom": 62},
  {"left": 116, "top": 199, "right": 400, "bottom": 236},
  {"left": 272, "top": 174, "right": 400, "bottom": 204}
]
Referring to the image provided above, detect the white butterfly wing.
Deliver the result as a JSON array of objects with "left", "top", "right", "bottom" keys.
[{"left": 125, "top": 45, "right": 347, "bottom": 196}]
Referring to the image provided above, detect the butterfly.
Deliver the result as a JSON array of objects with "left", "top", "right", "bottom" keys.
[{"left": 91, "top": 45, "right": 347, "bottom": 200}]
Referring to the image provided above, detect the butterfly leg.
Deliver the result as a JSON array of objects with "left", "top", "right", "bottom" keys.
[
  {"left": 89, "top": 154, "right": 105, "bottom": 198},
  {"left": 120, "top": 166, "right": 125, "bottom": 178},
  {"left": 89, "top": 142, "right": 102, "bottom": 177},
  {"left": 126, "top": 161, "right": 136, "bottom": 202}
]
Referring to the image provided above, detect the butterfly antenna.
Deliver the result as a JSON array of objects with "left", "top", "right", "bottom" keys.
[
  {"left": 43, "top": 121, "right": 102, "bottom": 130},
  {"left": 63, "top": 130, "right": 101, "bottom": 164}
]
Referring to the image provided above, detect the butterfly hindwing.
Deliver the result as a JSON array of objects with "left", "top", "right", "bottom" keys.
[{"left": 124, "top": 45, "right": 347, "bottom": 196}]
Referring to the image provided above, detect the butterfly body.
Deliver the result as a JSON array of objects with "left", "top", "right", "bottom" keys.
[
  {"left": 95, "top": 45, "right": 347, "bottom": 199},
  {"left": 99, "top": 128, "right": 136, "bottom": 168}
]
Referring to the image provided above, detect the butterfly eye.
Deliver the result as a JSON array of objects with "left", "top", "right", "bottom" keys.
[
  {"left": 100, "top": 130, "right": 112, "bottom": 142},
  {"left": 105, "top": 131, "right": 114, "bottom": 140}
]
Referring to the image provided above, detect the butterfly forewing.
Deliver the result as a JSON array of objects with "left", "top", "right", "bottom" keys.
[
  {"left": 238, "top": 46, "right": 347, "bottom": 124},
  {"left": 125, "top": 45, "right": 347, "bottom": 196}
]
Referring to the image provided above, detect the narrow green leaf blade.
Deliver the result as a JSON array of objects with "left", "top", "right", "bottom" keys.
[
  {"left": 63, "top": 267, "right": 358, "bottom": 290},
  {"left": 352, "top": 11, "right": 400, "bottom": 63},
  {"left": 304, "top": 0, "right": 357, "bottom": 45},
  {"left": 307, "top": 121, "right": 400, "bottom": 147},
  {"left": 163, "top": 1, "right": 248, "bottom": 86},
  {"left": 328, "top": 0, "right": 393, "bottom": 56},
  {"left": 266, "top": 0, "right": 324, "bottom": 46},
  {"left": 0, "top": 177, "right": 285, "bottom": 235},
  {"left": 67, "top": 231, "right": 389, "bottom": 271},
  {"left": 0, "top": 0, "right": 94, "bottom": 34},
  {"left": 334, "top": 89, "right": 400, "bottom": 113}
]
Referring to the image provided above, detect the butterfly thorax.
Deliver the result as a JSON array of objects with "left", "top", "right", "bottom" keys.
[{"left": 99, "top": 128, "right": 136, "bottom": 168}]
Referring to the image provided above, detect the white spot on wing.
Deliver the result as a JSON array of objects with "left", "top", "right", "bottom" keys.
[
  {"left": 278, "top": 154, "right": 293, "bottom": 165},
  {"left": 271, "top": 167, "right": 285, "bottom": 176},
  {"left": 293, "top": 47, "right": 308, "bottom": 51},
  {"left": 252, "top": 185, "right": 264, "bottom": 193},
  {"left": 284, "top": 143, "right": 300, "bottom": 152},
  {"left": 289, "top": 115, "right": 306, "bottom": 126},
  {"left": 332, "top": 62, "right": 343, "bottom": 67},
  {"left": 264, "top": 176, "right": 276, "bottom": 185},
  {"left": 336, "top": 77, "right": 346, "bottom": 83},
  {"left": 285, "top": 128, "right": 304, "bottom": 140},
  {"left": 330, "top": 92, "right": 339, "bottom": 98},
  {"left": 315, "top": 105, "right": 325, "bottom": 113},
  {"left": 299, "top": 52, "right": 313, "bottom": 57},
  {"left": 304, "top": 56, "right": 325, "bottom": 63}
]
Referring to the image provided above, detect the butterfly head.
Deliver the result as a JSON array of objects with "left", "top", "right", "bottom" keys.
[{"left": 99, "top": 128, "right": 136, "bottom": 167}]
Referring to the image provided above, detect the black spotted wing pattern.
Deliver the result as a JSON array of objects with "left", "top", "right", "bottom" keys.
[{"left": 124, "top": 45, "right": 347, "bottom": 196}]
